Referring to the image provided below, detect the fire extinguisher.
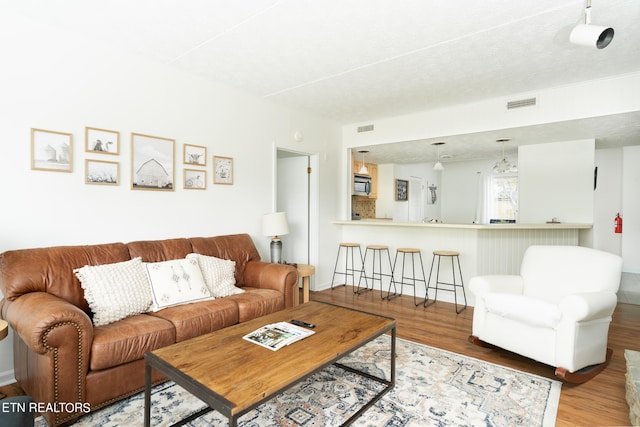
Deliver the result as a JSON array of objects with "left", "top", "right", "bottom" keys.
[{"left": 615, "top": 213, "right": 623, "bottom": 234}]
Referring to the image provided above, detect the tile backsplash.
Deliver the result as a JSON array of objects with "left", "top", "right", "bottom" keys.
[{"left": 352, "top": 198, "right": 376, "bottom": 219}]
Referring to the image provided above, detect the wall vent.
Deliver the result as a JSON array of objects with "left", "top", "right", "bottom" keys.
[
  {"left": 506, "top": 97, "right": 537, "bottom": 109},
  {"left": 357, "top": 124, "right": 375, "bottom": 133}
]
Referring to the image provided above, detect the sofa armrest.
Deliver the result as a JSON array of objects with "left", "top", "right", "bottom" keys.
[
  {"left": 469, "top": 275, "right": 524, "bottom": 297},
  {"left": 2, "top": 292, "right": 93, "bottom": 424},
  {"left": 558, "top": 291, "right": 618, "bottom": 322},
  {"left": 243, "top": 261, "right": 299, "bottom": 308}
]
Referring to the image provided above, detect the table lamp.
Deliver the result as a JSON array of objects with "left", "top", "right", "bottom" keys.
[{"left": 262, "top": 212, "right": 289, "bottom": 263}]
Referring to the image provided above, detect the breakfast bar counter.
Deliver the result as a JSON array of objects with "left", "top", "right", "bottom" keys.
[{"left": 332, "top": 220, "right": 592, "bottom": 306}]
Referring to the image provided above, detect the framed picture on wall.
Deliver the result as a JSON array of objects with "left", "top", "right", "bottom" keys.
[
  {"left": 85, "top": 127, "right": 119, "bottom": 155},
  {"left": 183, "top": 169, "right": 206, "bottom": 190},
  {"left": 183, "top": 144, "right": 206, "bottom": 166},
  {"left": 213, "top": 156, "right": 233, "bottom": 185},
  {"left": 85, "top": 159, "right": 119, "bottom": 185},
  {"left": 131, "top": 133, "right": 175, "bottom": 191},
  {"left": 31, "top": 128, "right": 73, "bottom": 172},
  {"left": 395, "top": 179, "right": 408, "bottom": 201}
]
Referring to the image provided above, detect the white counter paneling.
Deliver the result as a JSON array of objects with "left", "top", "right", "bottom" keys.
[{"left": 332, "top": 220, "right": 589, "bottom": 306}]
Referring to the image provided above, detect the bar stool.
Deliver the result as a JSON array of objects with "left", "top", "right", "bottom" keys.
[
  {"left": 331, "top": 242, "right": 367, "bottom": 291},
  {"left": 356, "top": 245, "right": 396, "bottom": 299},
  {"left": 387, "top": 247, "right": 427, "bottom": 306},
  {"left": 424, "top": 250, "right": 467, "bottom": 313}
]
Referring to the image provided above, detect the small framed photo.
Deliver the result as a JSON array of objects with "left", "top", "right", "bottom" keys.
[
  {"left": 31, "top": 128, "right": 73, "bottom": 172},
  {"left": 85, "top": 159, "right": 119, "bottom": 185},
  {"left": 85, "top": 127, "right": 119, "bottom": 155},
  {"left": 213, "top": 156, "right": 233, "bottom": 185},
  {"left": 183, "top": 144, "right": 206, "bottom": 166},
  {"left": 131, "top": 133, "right": 175, "bottom": 191},
  {"left": 395, "top": 179, "right": 408, "bottom": 201},
  {"left": 183, "top": 169, "right": 207, "bottom": 190}
]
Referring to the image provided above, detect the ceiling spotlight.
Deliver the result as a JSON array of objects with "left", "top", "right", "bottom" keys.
[
  {"left": 570, "top": 0, "right": 614, "bottom": 49},
  {"left": 432, "top": 142, "right": 445, "bottom": 171}
]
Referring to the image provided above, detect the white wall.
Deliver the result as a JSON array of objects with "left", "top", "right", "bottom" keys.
[
  {"left": 518, "top": 139, "right": 595, "bottom": 224},
  {"left": 593, "top": 148, "right": 623, "bottom": 255},
  {"left": 623, "top": 146, "right": 640, "bottom": 273},
  {"left": 0, "top": 12, "right": 341, "bottom": 384},
  {"left": 441, "top": 159, "right": 494, "bottom": 224}
]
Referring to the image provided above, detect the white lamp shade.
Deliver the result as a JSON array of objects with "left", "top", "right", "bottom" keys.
[{"left": 262, "top": 212, "right": 289, "bottom": 237}]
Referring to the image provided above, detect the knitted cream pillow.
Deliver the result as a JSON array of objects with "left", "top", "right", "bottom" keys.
[
  {"left": 186, "top": 253, "right": 245, "bottom": 297},
  {"left": 75, "top": 257, "right": 152, "bottom": 327}
]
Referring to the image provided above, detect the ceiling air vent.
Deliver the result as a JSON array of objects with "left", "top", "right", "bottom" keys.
[
  {"left": 506, "top": 97, "right": 537, "bottom": 110},
  {"left": 357, "top": 124, "right": 374, "bottom": 133}
]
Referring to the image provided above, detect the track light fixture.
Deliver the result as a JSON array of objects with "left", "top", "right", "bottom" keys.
[{"left": 570, "top": 0, "right": 614, "bottom": 49}]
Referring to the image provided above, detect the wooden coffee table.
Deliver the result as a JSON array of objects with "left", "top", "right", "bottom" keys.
[{"left": 144, "top": 301, "right": 396, "bottom": 427}]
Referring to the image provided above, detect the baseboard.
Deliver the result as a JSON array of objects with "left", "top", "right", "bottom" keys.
[{"left": 0, "top": 368, "right": 16, "bottom": 387}]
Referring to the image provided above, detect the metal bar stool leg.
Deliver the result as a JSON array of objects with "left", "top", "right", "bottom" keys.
[
  {"left": 356, "top": 247, "right": 372, "bottom": 294},
  {"left": 386, "top": 251, "right": 400, "bottom": 300}
]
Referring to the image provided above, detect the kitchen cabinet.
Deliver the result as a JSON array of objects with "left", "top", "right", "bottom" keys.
[{"left": 352, "top": 159, "right": 378, "bottom": 199}]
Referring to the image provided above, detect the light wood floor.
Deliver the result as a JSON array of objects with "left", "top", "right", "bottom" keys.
[{"left": 312, "top": 286, "right": 639, "bottom": 427}]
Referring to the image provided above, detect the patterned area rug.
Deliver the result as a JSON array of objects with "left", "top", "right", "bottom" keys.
[{"left": 35, "top": 336, "right": 561, "bottom": 426}]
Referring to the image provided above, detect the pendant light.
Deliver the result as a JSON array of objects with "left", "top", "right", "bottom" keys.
[
  {"left": 358, "top": 150, "right": 369, "bottom": 174},
  {"left": 493, "top": 138, "right": 517, "bottom": 174},
  {"left": 432, "top": 142, "right": 445, "bottom": 171}
]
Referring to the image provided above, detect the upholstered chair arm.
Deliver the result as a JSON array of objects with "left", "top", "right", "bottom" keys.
[
  {"left": 469, "top": 275, "right": 524, "bottom": 297},
  {"left": 244, "top": 261, "right": 299, "bottom": 307},
  {"left": 2, "top": 292, "right": 93, "bottom": 425},
  {"left": 558, "top": 292, "right": 618, "bottom": 322},
  {"left": 3, "top": 291, "right": 93, "bottom": 353}
]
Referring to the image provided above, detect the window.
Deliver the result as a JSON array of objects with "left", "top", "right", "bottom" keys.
[{"left": 488, "top": 173, "right": 518, "bottom": 221}]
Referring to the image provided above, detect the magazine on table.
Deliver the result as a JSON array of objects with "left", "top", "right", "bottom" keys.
[{"left": 242, "top": 321, "right": 315, "bottom": 351}]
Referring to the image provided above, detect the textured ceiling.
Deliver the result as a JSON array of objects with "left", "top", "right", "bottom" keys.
[{"left": 5, "top": 0, "right": 640, "bottom": 163}]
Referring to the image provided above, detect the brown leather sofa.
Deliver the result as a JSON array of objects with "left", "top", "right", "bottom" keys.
[{"left": 0, "top": 233, "right": 298, "bottom": 426}]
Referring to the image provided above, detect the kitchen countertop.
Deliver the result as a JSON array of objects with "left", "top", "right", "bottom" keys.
[{"left": 333, "top": 220, "right": 592, "bottom": 230}]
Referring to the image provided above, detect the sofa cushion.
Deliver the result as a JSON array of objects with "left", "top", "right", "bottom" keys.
[
  {"left": 149, "top": 297, "right": 240, "bottom": 342},
  {"left": 186, "top": 253, "right": 245, "bottom": 297},
  {"left": 145, "top": 258, "right": 213, "bottom": 312},
  {"left": 484, "top": 292, "right": 562, "bottom": 329},
  {"left": 227, "top": 287, "right": 285, "bottom": 323},
  {"left": 90, "top": 314, "right": 175, "bottom": 371},
  {"left": 74, "top": 257, "right": 152, "bottom": 326}
]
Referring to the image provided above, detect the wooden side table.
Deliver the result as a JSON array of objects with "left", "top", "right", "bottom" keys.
[
  {"left": 0, "top": 319, "right": 8, "bottom": 341},
  {"left": 295, "top": 264, "right": 315, "bottom": 306}
]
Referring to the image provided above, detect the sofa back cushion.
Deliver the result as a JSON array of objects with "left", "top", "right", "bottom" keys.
[
  {"left": 0, "top": 242, "right": 131, "bottom": 313},
  {"left": 189, "top": 234, "right": 260, "bottom": 286},
  {"left": 126, "top": 238, "right": 193, "bottom": 262}
]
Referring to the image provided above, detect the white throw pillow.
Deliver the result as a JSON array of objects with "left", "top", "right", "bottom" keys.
[
  {"left": 145, "top": 258, "right": 213, "bottom": 312},
  {"left": 75, "top": 257, "right": 152, "bottom": 327},
  {"left": 186, "top": 253, "right": 245, "bottom": 297}
]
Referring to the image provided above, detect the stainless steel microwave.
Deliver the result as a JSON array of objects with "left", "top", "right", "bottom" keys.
[{"left": 353, "top": 174, "right": 372, "bottom": 196}]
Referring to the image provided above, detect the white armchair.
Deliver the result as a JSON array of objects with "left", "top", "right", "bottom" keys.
[{"left": 469, "top": 245, "right": 623, "bottom": 383}]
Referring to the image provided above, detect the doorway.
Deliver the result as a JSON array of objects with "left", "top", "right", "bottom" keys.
[{"left": 276, "top": 149, "right": 313, "bottom": 265}]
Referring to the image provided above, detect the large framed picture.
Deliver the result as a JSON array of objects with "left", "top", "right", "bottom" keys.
[
  {"left": 183, "top": 169, "right": 206, "bottom": 190},
  {"left": 85, "top": 159, "right": 119, "bottom": 185},
  {"left": 213, "top": 156, "right": 233, "bottom": 185},
  {"left": 31, "top": 128, "right": 73, "bottom": 172},
  {"left": 131, "top": 133, "right": 175, "bottom": 191},
  {"left": 183, "top": 144, "right": 206, "bottom": 166},
  {"left": 395, "top": 179, "right": 408, "bottom": 201},
  {"left": 85, "top": 127, "right": 119, "bottom": 155}
]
